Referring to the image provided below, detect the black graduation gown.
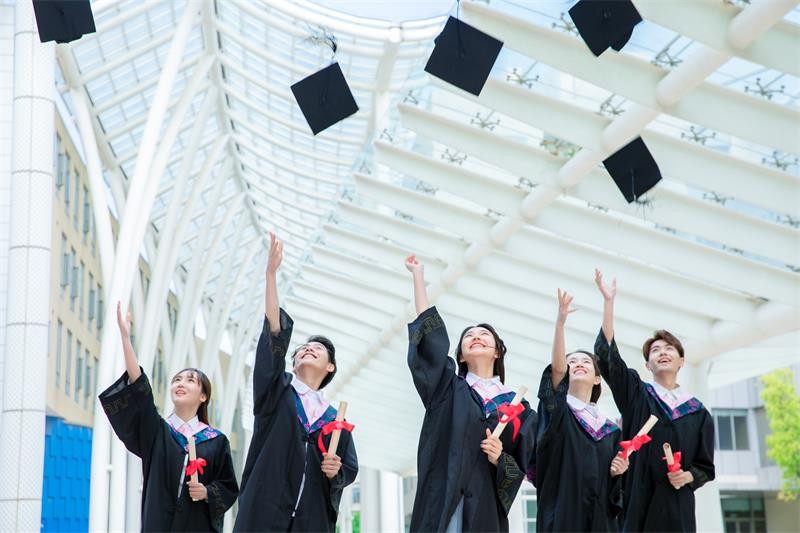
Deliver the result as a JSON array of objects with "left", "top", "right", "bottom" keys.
[
  {"left": 99, "top": 371, "right": 239, "bottom": 532},
  {"left": 594, "top": 330, "right": 715, "bottom": 532},
  {"left": 234, "top": 309, "right": 358, "bottom": 533},
  {"left": 535, "top": 365, "right": 623, "bottom": 532},
  {"left": 407, "top": 306, "right": 538, "bottom": 533}
]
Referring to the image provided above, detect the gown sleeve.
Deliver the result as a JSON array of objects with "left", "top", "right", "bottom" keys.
[
  {"left": 205, "top": 436, "right": 240, "bottom": 532},
  {"left": 98, "top": 369, "right": 161, "bottom": 460},
  {"left": 688, "top": 410, "right": 716, "bottom": 491},
  {"left": 252, "top": 308, "right": 294, "bottom": 416},
  {"left": 536, "top": 365, "right": 570, "bottom": 449},
  {"left": 407, "top": 306, "right": 456, "bottom": 409},
  {"left": 594, "top": 329, "right": 644, "bottom": 416},
  {"left": 327, "top": 430, "right": 359, "bottom": 514},
  {"left": 495, "top": 401, "right": 537, "bottom": 515}
]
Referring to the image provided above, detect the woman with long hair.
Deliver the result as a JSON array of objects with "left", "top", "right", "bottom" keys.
[
  {"left": 404, "top": 255, "right": 537, "bottom": 532},
  {"left": 99, "top": 303, "right": 238, "bottom": 532}
]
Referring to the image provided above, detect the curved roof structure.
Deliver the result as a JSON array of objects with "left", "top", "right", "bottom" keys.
[{"left": 57, "top": 0, "right": 798, "bottom": 477}]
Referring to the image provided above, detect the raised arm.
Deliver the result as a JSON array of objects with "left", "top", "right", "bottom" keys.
[
  {"left": 551, "top": 289, "right": 576, "bottom": 389},
  {"left": 594, "top": 269, "right": 616, "bottom": 344},
  {"left": 265, "top": 231, "right": 282, "bottom": 334},
  {"left": 252, "top": 232, "right": 294, "bottom": 416},
  {"left": 593, "top": 269, "right": 642, "bottom": 413},
  {"left": 116, "top": 302, "right": 141, "bottom": 383},
  {"left": 405, "top": 255, "right": 430, "bottom": 316}
]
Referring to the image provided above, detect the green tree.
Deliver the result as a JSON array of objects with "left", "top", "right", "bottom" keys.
[{"left": 761, "top": 368, "right": 800, "bottom": 501}]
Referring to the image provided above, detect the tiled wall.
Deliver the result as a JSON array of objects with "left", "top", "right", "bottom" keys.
[{"left": 0, "top": 3, "right": 15, "bottom": 403}]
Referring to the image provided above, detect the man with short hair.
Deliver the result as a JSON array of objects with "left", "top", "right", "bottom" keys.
[
  {"left": 593, "top": 269, "right": 715, "bottom": 532},
  {"left": 234, "top": 233, "right": 358, "bottom": 532}
]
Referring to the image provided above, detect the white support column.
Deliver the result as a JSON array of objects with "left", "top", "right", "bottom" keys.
[
  {"left": 165, "top": 192, "right": 244, "bottom": 407},
  {"left": 136, "top": 110, "right": 225, "bottom": 373},
  {"left": 0, "top": 2, "right": 53, "bottom": 529},
  {"left": 88, "top": 4, "right": 200, "bottom": 530},
  {"left": 360, "top": 467, "right": 381, "bottom": 533},
  {"left": 200, "top": 238, "right": 258, "bottom": 371},
  {"left": 379, "top": 470, "right": 404, "bottom": 533},
  {"left": 680, "top": 361, "right": 723, "bottom": 532}
]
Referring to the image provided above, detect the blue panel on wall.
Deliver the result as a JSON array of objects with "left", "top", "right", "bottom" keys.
[{"left": 42, "top": 417, "right": 92, "bottom": 532}]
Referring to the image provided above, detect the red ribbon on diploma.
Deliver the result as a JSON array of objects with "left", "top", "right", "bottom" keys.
[
  {"left": 663, "top": 451, "right": 683, "bottom": 473},
  {"left": 186, "top": 457, "right": 207, "bottom": 477},
  {"left": 497, "top": 403, "right": 525, "bottom": 442},
  {"left": 317, "top": 420, "right": 355, "bottom": 455},
  {"left": 619, "top": 434, "right": 653, "bottom": 460}
]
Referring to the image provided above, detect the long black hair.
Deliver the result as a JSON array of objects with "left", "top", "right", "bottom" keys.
[
  {"left": 173, "top": 367, "right": 212, "bottom": 425},
  {"left": 455, "top": 323, "right": 507, "bottom": 383},
  {"left": 566, "top": 350, "right": 602, "bottom": 403}
]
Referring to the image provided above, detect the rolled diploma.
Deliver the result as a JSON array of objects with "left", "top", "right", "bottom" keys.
[{"left": 491, "top": 386, "right": 528, "bottom": 439}]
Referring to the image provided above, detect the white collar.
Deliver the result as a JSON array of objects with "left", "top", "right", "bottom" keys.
[
  {"left": 291, "top": 374, "right": 325, "bottom": 400},
  {"left": 465, "top": 372, "right": 502, "bottom": 387},
  {"left": 168, "top": 413, "right": 200, "bottom": 432},
  {"left": 651, "top": 380, "right": 684, "bottom": 398},
  {"left": 566, "top": 394, "right": 598, "bottom": 416}
]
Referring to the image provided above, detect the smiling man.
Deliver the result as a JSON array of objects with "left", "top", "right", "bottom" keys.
[
  {"left": 234, "top": 233, "right": 358, "bottom": 533},
  {"left": 592, "top": 269, "right": 715, "bottom": 532}
]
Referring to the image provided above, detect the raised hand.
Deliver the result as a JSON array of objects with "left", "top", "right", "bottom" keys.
[
  {"left": 116, "top": 301, "right": 132, "bottom": 339},
  {"left": 404, "top": 254, "right": 423, "bottom": 276},
  {"left": 266, "top": 231, "right": 283, "bottom": 276},
  {"left": 556, "top": 289, "right": 577, "bottom": 326},
  {"left": 594, "top": 268, "right": 617, "bottom": 302},
  {"left": 117, "top": 301, "right": 141, "bottom": 381}
]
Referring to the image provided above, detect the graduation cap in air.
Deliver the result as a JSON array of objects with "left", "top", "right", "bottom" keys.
[
  {"left": 291, "top": 62, "right": 359, "bottom": 136},
  {"left": 32, "top": 0, "right": 96, "bottom": 44},
  {"left": 424, "top": 16, "right": 503, "bottom": 96},
  {"left": 568, "top": 0, "right": 642, "bottom": 57},
  {"left": 602, "top": 137, "right": 662, "bottom": 203}
]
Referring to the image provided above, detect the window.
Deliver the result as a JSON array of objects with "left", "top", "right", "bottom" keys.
[
  {"left": 97, "top": 288, "right": 104, "bottom": 337},
  {"left": 520, "top": 486, "right": 537, "bottom": 532},
  {"left": 88, "top": 274, "right": 95, "bottom": 325},
  {"left": 721, "top": 496, "right": 766, "bottom": 533},
  {"left": 63, "top": 161, "right": 71, "bottom": 213},
  {"left": 60, "top": 234, "right": 68, "bottom": 293},
  {"left": 55, "top": 320, "right": 63, "bottom": 387},
  {"left": 76, "top": 342, "right": 83, "bottom": 402},
  {"left": 714, "top": 409, "right": 750, "bottom": 451},
  {"left": 84, "top": 355, "right": 92, "bottom": 408},
  {"left": 73, "top": 174, "right": 80, "bottom": 228},
  {"left": 65, "top": 330, "right": 72, "bottom": 396},
  {"left": 79, "top": 261, "right": 86, "bottom": 320},
  {"left": 91, "top": 216, "right": 97, "bottom": 256},
  {"left": 82, "top": 186, "right": 91, "bottom": 238},
  {"left": 70, "top": 249, "right": 78, "bottom": 306}
]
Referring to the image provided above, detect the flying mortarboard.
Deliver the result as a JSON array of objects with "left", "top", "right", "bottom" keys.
[
  {"left": 568, "top": 0, "right": 642, "bottom": 57},
  {"left": 291, "top": 62, "right": 359, "bottom": 136},
  {"left": 32, "top": 0, "right": 96, "bottom": 44},
  {"left": 424, "top": 16, "right": 503, "bottom": 96},
  {"left": 602, "top": 137, "right": 662, "bottom": 203}
]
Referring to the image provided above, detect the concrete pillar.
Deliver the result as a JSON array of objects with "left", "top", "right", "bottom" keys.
[
  {"left": 0, "top": 1, "right": 54, "bottom": 528},
  {"left": 681, "top": 360, "right": 723, "bottom": 532}
]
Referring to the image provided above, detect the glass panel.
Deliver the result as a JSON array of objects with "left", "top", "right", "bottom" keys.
[
  {"left": 724, "top": 520, "right": 737, "bottom": 533},
  {"left": 717, "top": 416, "right": 733, "bottom": 450},
  {"left": 755, "top": 520, "right": 766, "bottom": 533},
  {"left": 734, "top": 416, "right": 749, "bottom": 450},
  {"left": 525, "top": 500, "right": 537, "bottom": 519},
  {"left": 740, "top": 522, "right": 750, "bottom": 533}
]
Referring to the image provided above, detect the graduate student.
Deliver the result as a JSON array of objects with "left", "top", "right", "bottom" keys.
[
  {"left": 593, "top": 269, "right": 715, "bottom": 532},
  {"left": 534, "top": 289, "right": 627, "bottom": 532},
  {"left": 99, "top": 303, "right": 239, "bottom": 532},
  {"left": 405, "top": 255, "right": 537, "bottom": 532},
  {"left": 234, "top": 232, "right": 358, "bottom": 532}
]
